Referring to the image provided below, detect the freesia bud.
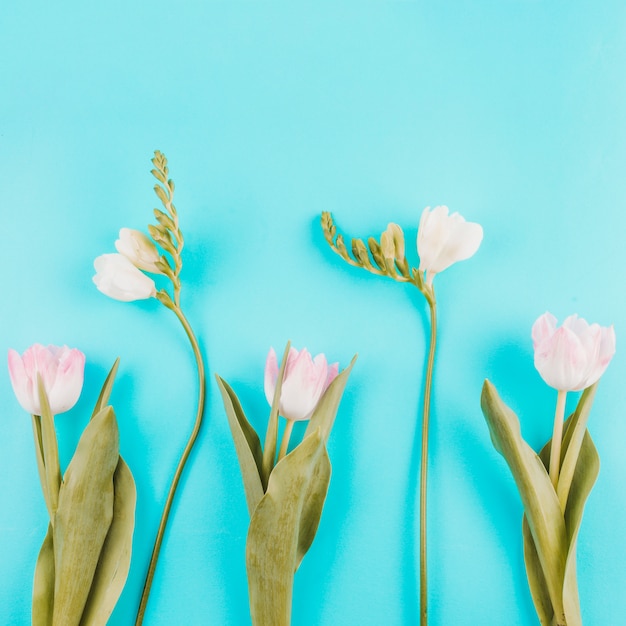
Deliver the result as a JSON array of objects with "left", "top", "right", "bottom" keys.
[
  {"left": 93, "top": 253, "right": 157, "bottom": 302},
  {"left": 8, "top": 344, "right": 85, "bottom": 415},
  {"left": 115, "top": 228, "right": 162, "bottom": 273},
  {"left": 417, "top": 206, "right": 483, "bottom": 285},
  {"left": 381, "top": 223, "right": 405, "bottom": 262},
  {"left": 264, "top": 346, "right": 339, "bottom": 421},
  {"left": 532, "top": 312, "right": 616, "bottom": 391}
]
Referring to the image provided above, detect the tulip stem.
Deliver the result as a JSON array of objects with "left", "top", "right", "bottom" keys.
[
  {"left": 549, "top": 390, "right": 567, "bottom": 488},
  {"left": 277, "top": 419, "right": 295, "bottom": 462},
  {"left": 419, "top": 294, "right": 437, "bottom": 626},
  {"left": 135, "top": 304, "right": 206, "bottom": 626}
]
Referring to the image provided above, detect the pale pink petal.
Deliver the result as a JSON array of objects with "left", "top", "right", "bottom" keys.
[
  {"left": 47, "top": 348, "right": 85, "bottom": 413},
  {"left": 534, "top": 327, "right": 587, "bottom": 391},
  {"left": 580, "top": 325, "right": 616, "bottom": 388},
  {"left": 325, "top": 362, "right": 340, "bottom": 389},
  {"left": 7, "top": 344, "right": 85, "bottom": 415},
  {"left": 8, "top": 349, "right": 36, "bottom": 414},
  {"left": 263, "top": 347, "right": 279, "bottom": 406},
  {"left": 531, "top": 312, "right": 558, "bottom": 348}
]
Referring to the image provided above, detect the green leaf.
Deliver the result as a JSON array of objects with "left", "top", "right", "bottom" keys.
[
  {"left": 79, "top": 458, "right": 136, "bottom": 626},
  {"left": 295, "top": 445, "right": 331, "bottom": 570},
  {"left": 522, "top": 393, "right": 600, "bottom": 626},
  {"left": 562, "top": 429, "right": 598, "bottom": 626},
  {"left": 522, "top": 516, "right": 553, "bottom": 625},
  {"left": 305, "top": 355, "right": 357, "bottom": 443},
  {"left": 481, "top": 380, "right": 568, "bottom": 626},
  {"left": 246, "top": 430, "right": 326, "bottom": 626},
  {"left": 52, "top": 406, "right": 119, "bottom": 625},
  {"left": 262, "top": 342, "right": 291, "bottom": 488},
  {"left": 216, "top": 375, "right": 265, "bottom": 516},
  {"left": 33, "top": 525, "right": 55, "bottom": 626},
  {"left": 91, "top": 359, "right": 120, "bottom": 420}
]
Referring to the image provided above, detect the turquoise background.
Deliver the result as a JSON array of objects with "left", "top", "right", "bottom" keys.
[{"left": 1, "top": 1, "right": 625, "bottom": 624}]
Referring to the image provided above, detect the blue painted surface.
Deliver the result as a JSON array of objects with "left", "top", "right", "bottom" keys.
[{"left": 1, "top": 1, "right": 625, "bottom": 624}]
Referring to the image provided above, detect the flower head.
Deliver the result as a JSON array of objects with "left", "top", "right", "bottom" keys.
[
  {"left": 115, "top": 228, "right": 162, "bottom": 274},
  {"left": 8, "top": 344, "right": 85, "bottom": 415},
  {"left": 93, "top": 253, "right": 157, "bottom": 302},
  {"left": 417, "top": 206, "right": 483, "bottom": 285},
  {"left": 380, "top": 223, "right": 405, "bottom": 262},
  {"left": 532, "top": 312, "right": 616, "bottom": 391},
  {"left": 264, "top": 347, "right": 339, "bottom": 421}
]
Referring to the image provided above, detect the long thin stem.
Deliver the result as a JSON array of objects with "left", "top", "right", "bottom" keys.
[
  {"left": 420, "top": 295, "right": 437, "bottom": 626},
  {"left": 277, "top": 419, "right": 295, "bottom": 462},
  {"left": 135, "top": 304, "right": 206, "bottom": 626},
  {"left": 549, "top": 390, "right": 567, "bottom": 488}
]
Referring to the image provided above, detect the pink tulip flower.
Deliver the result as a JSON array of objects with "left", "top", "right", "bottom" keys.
[
  {"left": 532, "top": 312, "right": 616, "bottom": 392},
  {"left": 264, "top": 347, "right": 339, "bottom": 421},
  {"left": 8, "top": 344, "right": 86, "bottom": 415},
  {"left": 417, "top": 206, "right": 483, "bottom": 285}
]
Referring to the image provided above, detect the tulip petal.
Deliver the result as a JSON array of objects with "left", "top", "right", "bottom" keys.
[
  {"left": 8, "top": 344, "right": 86, "bottom": 416},
  {"left": 532, "top": 312, "right": 615, "bottom": 392},
  {"left": 263, "top": 348, "right": 279, "bottom": 407}
]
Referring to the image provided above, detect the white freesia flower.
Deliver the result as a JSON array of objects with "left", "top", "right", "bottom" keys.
[
  {"left": 93, "top": 253, "right": 157, "bottom": 302},
  {"left": 417, "top": 206, "right": 483, "bottom": 285},
  {"left": 115, "top": 228, "right": 162, "bottom": 273}
]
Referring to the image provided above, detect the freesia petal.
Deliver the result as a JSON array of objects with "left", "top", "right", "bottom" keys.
[
  {"left": 417, "top": 205, "right": 483, "bottom": 283},
  {"left": 115, "top": 228, "right": 162, "bottom": 273},
  {"left": 93, "top": 254, "right": 156, "bottom": 302}
]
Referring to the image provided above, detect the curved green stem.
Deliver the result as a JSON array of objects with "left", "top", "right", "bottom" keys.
[
  {"left": 277, "top": 419, "right": 295, "bottom": 462},
  {"left": 135, "top": 304, "right": 206, "bottom": 626},
  {"left": 420, "top": 295, "right": 437, "bottom": 626},
  {"left": 549, "top": 390, "right": 567, "bottom": 488}
]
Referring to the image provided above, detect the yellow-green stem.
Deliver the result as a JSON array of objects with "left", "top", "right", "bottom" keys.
[
  {"left": 549, "top": 390, "right": 567, "bottom": 488},
  {"left": 277, "top": 419, "right": 295, "bottom": 462},
  {"left": 135, "top": 304, "right": 206, "bottom": 626},
  {"left": 420, "top": 296, "right": 437, "bottom": 626}
]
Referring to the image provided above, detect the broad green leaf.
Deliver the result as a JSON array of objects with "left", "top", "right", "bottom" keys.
[
  {"left": 523, "top": 397, "right": 600, "bottom": 626},
  {"left": 305, "top": 355, "right": 357, "bottom": 443},
  {"left": 247, "top": 430, "right": 325, "bottom": 626},
  {"left": 294, "top": 356, "right": 356, "bottom": 568},
  {"left": 295, "top": 445, "right": 331, "bottom": 570},
  {"left": 79, "top": 458, "right": 136, "bottom": 626},
  {"left": 262, "top": 342, "right": 291, "bottom": 488},
  {"left": 33, "top": 525, "right": 55, "bottom": 626},
  {"left": 562, "top": 430, "right": 599, "bottom": 626},
  {"left": 522, "top": 517, "right": 553, "bottom": 625},
  {"left": 216, "top": 375, "right": 265, "bottom": 516},
  {"left": 52, "top": 406, "right": 119, "bottom": 626},
  {"left": 31, "top": 415, "right": 53, "bottom": 521},
  {"left": 90, "top": 359, "right": 120, "bottom": 420},
  {"left": 481, "top": 381, "right": 568, "bottom": 625}
]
